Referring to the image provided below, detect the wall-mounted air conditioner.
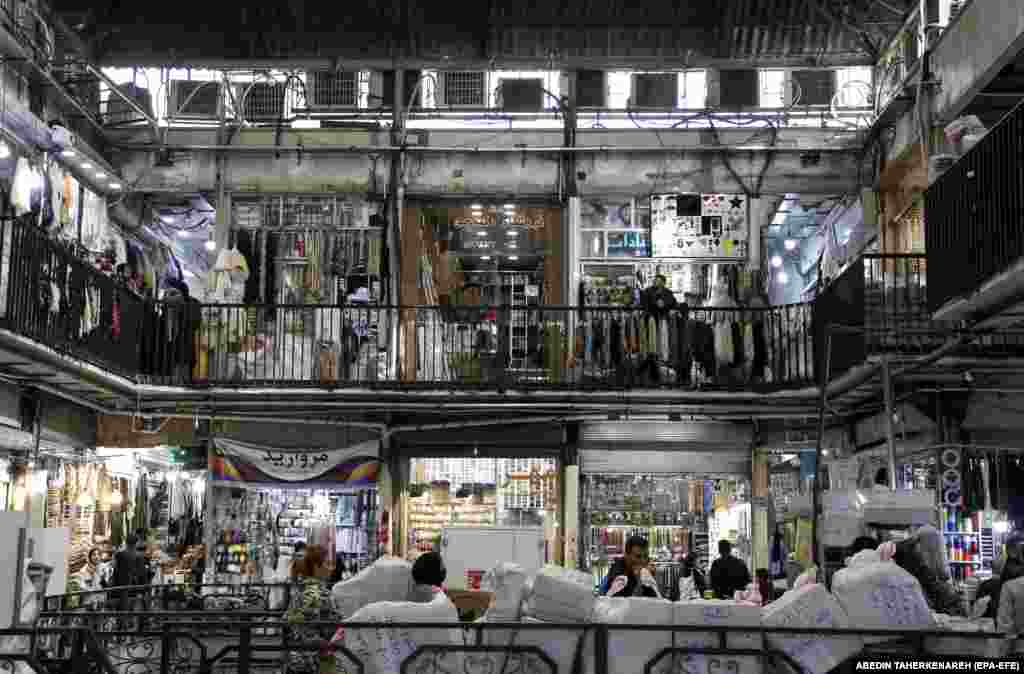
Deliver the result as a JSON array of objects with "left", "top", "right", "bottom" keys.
[
  {"left": 167, "top": 80, "right": 221, "bottom": 118},
  {"left": 720, "top": 69, "right": 759, "bottom": 108},
  {"left": 307, "top": 70, "right": 358, "bottom": 109},
  {"left": 790, "top": 70, "right": 836, "bottom": 107},
  {"left": 435, "top": 71, "right": 487, "bottom": 107},
  {"left": 499, "top": 78, "right": 543, "bottom": 111},
  {"left": 630, "top": 73, "right": 677, "bottom": 108},
  {"left": 235, "top": 81, "right": 286, "bottom": 121},
  {"left": 574, "top": 70, "right": 607, "bottom": 108},
  {"left": 374, "top": 70, "right": 422, "bottom": 109},
  {"left": 104, "top": 83, "right": 153, "bottom": 126}
]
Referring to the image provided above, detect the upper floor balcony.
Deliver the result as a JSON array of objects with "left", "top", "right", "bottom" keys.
[
  {"left": 926, "top": 99, "right": 1024, "bottom": 323},
  {"left": 5, "top": 211, "right": 1018, "bottom": 420}
]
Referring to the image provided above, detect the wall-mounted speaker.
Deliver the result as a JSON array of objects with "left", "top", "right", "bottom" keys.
[{"left": 941, "top": 447, "right": 962, "bottom": 508}]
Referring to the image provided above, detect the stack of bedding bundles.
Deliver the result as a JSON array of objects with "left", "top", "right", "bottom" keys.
[
  {"left": 341, "top": 591, "right": 461, "bottom": 674},
  {"left": 675, "top": 600, "right": 764, "bottom": 674},
  {"left": 331, "top": 557, "right": 414, "bottom": 618},
  {"left": 831, "top": 557, "right": 933, "bottom": 644},
  {"left": 761, "top": 583, "right": 863, "bottom": 674}
]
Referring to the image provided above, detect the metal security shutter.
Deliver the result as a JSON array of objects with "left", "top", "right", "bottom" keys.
[{"left": 579, "top": 421, "right": 753, "bottom": 474}]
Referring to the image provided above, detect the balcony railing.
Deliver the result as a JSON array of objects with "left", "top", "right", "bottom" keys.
[
  {"left": 0, "top": 217, "right": 816, "bottom": 392},
  {"left": 926, "top": 99, "right": 1024, "bottom": 315}
]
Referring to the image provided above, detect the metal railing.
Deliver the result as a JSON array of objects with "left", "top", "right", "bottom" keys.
[
  {"left": 27, "top": 610, "right": 1021, "bottom": 674},
  {"left": 0, "top": 217, "right": 817, "bottom": 391},
  {"left": 926, "top": 99, "right": 1024, "bottom": 315},
  {"left": 0, "top": 625, "right": 117, "bottom": 673}
]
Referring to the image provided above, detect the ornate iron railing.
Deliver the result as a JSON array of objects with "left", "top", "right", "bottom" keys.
[{"left": 25, "top": 612, "right": 1019, "bottom": 674}]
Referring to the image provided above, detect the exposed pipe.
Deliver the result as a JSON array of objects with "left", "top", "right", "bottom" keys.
[{"left": 113, "top": 143, "right": 856, "bottom": 155}]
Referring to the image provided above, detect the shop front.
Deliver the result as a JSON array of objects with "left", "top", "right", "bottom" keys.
[
  {"left": 400, "top": 200, "right": 564, "bottom": 386},
  {"left": 400, "top": 445, "right": 563, "bottom": 591},
  {"left": 206, "top": 438, "right": 381, "bottom": 583},
  {"left": 577, "top": 421, "right": 754, "bottom": 598}
]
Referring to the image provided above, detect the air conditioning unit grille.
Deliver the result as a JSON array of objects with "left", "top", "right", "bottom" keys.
[
  {"left": 242, "top": 82, "right": 285, "bottom": 120},
  {"left": 169, "top": 80, "right": 219, "bottom": 117},
  {"left": 311, "top": 71, "right": 357, "bottom": 107},
  {"left": 443, "top": 71, "right": 486, "bottom": 106}
]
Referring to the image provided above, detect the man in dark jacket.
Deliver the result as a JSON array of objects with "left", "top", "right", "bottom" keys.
[
  {"left": 112, "top": 535, "right": 149, "bottom": 610},
  {"left": 600, "top": 536, "right": 660, "bottom": 598},
  {"left": 710, "top": 540, "right": 751, "bottom": 600}
]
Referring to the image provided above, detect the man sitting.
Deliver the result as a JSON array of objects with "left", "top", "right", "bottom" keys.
[{"left": 600, "top": 536, "right": 661, "bottom": 598}]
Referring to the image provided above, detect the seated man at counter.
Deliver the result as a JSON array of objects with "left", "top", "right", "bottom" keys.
[
  {"left": 409, "top": 552, "right": 447, "bottom": 603},
  {"left": 600, "top": 536, "right": 661, "bottom": 598}
]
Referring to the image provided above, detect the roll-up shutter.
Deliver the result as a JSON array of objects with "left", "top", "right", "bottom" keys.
[
  {"left": 579, "top": 421, "right": 753, "bottom": 475},
  {"left": 394, "top": 423, "right": 564, "bottom": 459}
]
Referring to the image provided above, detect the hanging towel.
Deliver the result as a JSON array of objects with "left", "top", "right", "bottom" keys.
[
  {"left": 11, "top": 158, "right": 35, "bottom": 216},
  {"left": 713, "top": 321, "right": 734, "bottom": 366}
]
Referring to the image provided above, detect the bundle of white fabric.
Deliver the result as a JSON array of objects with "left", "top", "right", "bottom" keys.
[
  {"left": 592, "top": 597, "right": 676, "bottom": 674},
  {"left": 483, "top": 562, "right": 530, "bottom": 622},
  {"left": 761, "top": 583, "right": 863, "bottom": 674},
  {"left": 525, "top": 565, "right": 596, "bottom": 623},
  {"left": 340, "top": 591, "right": 461, "bottom": 674},
  {"left": 832, "top": 545, "right": 933, "bottom": 644},
  {"left": 676, "top": 600, "right": 764, "bottom": 674},
  {"left": 331, "top": 557, "right": 414, "bottom": 618}
]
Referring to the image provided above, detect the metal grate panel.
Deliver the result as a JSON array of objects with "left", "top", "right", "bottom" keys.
[
  {"left": 239, "top": 82, "right": 285, "bottom": 120},
  {"left": 442, "top": 71, "right": 486, "bottom": 106},
  {"left": 309, "top": 71, "right": 357, "bottom": 108}
]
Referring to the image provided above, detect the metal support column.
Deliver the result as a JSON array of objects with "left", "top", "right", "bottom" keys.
[
  {"left": 388, "top": 69, "right": 406, "bottom": 379},
  {"left": 811, "top": 329, "right": 833, "bottom": 571},
  {"left": 881, "top": 357, "right": 898, "bottom": 490}
]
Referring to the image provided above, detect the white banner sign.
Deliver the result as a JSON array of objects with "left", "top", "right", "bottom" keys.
[{"left": 213, "top": 437, "right": 379, "bottom": 483}]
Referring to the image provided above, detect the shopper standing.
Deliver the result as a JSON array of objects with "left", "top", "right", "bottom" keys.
[
  {"left": 601, "top": 536, "right": 661, "bottom": 598},
  {"left": 710, "top": 540, "right": 751, "bottom": 600},
  {"left": 675, "top": 554, "right": 706, "bottom": 601}
]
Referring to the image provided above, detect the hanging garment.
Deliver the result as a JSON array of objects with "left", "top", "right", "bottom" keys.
[
  {"left": 713, "top": 321, "right": 735, "bottom": 366},
  {"left": 11, "top": 158, "right": 35, "bottom": 216},
  {"left": 656, "top": 317, "right": 671, "bottom": 362}
]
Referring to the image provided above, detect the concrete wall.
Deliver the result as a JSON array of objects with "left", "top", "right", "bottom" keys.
[{"left": 930, "top": 0, "right": 1024, "bottom": 123}]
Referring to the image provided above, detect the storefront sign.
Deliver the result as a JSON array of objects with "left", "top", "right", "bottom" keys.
[
  {"left": 649, "top": 192, "right": 749, "bottom": 260},
  {"left": 210, "top": 438, "right": 379, "bottom": 486}
]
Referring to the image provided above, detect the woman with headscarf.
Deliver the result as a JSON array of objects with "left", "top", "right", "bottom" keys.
[
  {"left": 893, "top": 525, "right": 964, "bottom": 616},
  {"left": 675, "top": 553, "right": 707, "bottom": 601},
  {"left": 769, "top": 528, "right": 789, "bottom": 580}
]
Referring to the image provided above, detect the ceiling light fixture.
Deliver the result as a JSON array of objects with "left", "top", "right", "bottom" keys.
[
  {"left": 476, "top": 231, "right": 487, "bottom": 237},
  {"left": 508, "top": 255, "right": 519, "bottom": 261},
  {"left": 470, "top": 203, "right": 483, "bottom": 210},
  {"left": 81, "top": 162, "right": 92, "bottom": 170},
  {"left": 770, "top": 255, "right": 783, "bottom": 268},
  {"left": 481, "top": 256, "right": 491, "bottom": 261},
  {"left": 204, "top": 235, "right": 216, "bottom": 251},
  {"left": 507, "top": 230, "right": 519, "bottom": 237},
  {"left": 0, "top": 141, "right": 9, "bottom": 160},
  {"left": 784, "top": 239, "right": 798, "bottom": 251},
  {"left": 109, "top": 183, "right": 122, "bottom": 190},
  {"left": 777, "top": 272, "right": 789, "bottom": 284},
  {"left": 508, "top": 243, "right": 518, "bottom": 249},
  {"left": 60, "top": 149, "right": 75, "bottom": 158},
  {"left": 95, "top": 172, "right": 106, "bottom": 179},
  {"left": 176, "top": 230, "right": 188, "bottom": 237}
]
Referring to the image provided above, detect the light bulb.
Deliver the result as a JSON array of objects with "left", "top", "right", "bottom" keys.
[
  {"left": 784, "top": 239, "right": 798, "bottom": 251},
  {"left": 481, "top": 256, "right": 491, "bottom": 261},
  {"left": 61, "top": 149, "right": 76, "bottom": 158},
  {"left": 508, "top": 255, "right": 519, "bottom": 261},
  {"left": 95, "top": 172, "right": 106, "bottom": 179},
  {"left": 81, "top": 162, "right": 92, "bottom": 170},
  {"left": 770, "top": 255, "right": 783, "bottom": 268},
  {"left": 476, "top": 231, "right": 487, "bottom": 237},
  {"left": 109, "top": 183, "right": 122, "bottom": 190},
  {"left": 205, "top": 238, "right": 216, "bottom": 251},
  {"left": 507, "top": 230, "right": 519, "bottom": 237},
  {"left": 0, "top": 141, "right": 9, "bottom": 159},
  {"left": 777, "top": 272, "right": 789, "bottom": 284},
  {"left": 177, "top": 230, "right": 189, "bottom": 237}
]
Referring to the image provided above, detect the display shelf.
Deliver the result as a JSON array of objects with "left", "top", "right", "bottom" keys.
[{"left": 943, "top": 531, "right": 981, "bottom": 536}]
